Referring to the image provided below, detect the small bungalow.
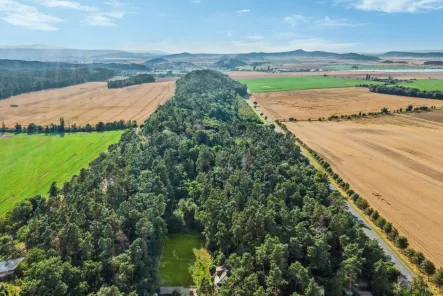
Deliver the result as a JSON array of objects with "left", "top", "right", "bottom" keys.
[
  {"left": 0, "top": 258, "right": 25, "bottom": 281},
  {"left": 213, "top": 266, "right": 229, "bottom": 290}
]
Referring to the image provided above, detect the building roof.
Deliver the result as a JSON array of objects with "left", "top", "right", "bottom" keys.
[{"left": 0, "top": 258, "right": 25, "bottom": 277}]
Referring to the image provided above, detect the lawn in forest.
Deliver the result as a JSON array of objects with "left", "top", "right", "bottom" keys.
[
  {"left": 239, "top": 76, "right": 382, "bottom": 93},
  {"left": 397, "top": 79, "right": 443, "bottom": 91},
  {"left": 0, "top": 131, "right": 123, "bottom": 214},
  {"left": 159, "top": 234, "right": 203, "bottom": 287}
]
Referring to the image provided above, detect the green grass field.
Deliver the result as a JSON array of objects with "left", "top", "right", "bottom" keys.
[
  {"left": 0, "top": 131, "right": 123, "bottom": 214},
  {"left": 160, "top": 234, "right": 203, "bottom": 287},
  {"left": 239, "top": 76, "right": 382, "bottom": 93},
  {"left": 326, "top": 64, "right": 429, "bottom": 71},
  {"left": 397, "top": 79, "right": 443, "bottom": 91}
]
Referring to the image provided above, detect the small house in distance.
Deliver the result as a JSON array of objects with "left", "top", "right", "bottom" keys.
[
  {"left": 0, "top": 258, "right": 25, "bottom": 281},
  {"left": 213, "top": 266, "right": 229, "bottom": 290}
]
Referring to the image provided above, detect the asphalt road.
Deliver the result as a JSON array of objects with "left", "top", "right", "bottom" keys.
[{"left": 245, "top": 96, "right": 414, "bottom": 285}]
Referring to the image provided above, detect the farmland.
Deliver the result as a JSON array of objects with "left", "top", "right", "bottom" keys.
[
  {"left": 253, "top": 87, "right": 443, "bottom": 121},
  {"left": 0, "top": 131, "right": 123, "bottom": 214},
  {"left": 159, "top": 234, "right": 202, "bottom": 287},
  {"left": 397, "top": 79, "right": 443, "bottom": 91},
  {"left": 286, "top": 116, "right": 443, "bottom": 267},
  {"left": 239, "top": 76, "right": 383, "bottom": 93},
  {"left": 0, "top": 80, "right": 176, "bottom": 127}
]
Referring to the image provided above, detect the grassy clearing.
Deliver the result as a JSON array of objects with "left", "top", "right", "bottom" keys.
[
  {"left": 0, "top": 131, "right": 123, "bottom": 214},
  {"left": 159, "top": 234, "right": 203, "bottom": 287},
  {"left": 239, "top": 76, "right": 382, "bottom": 93},
  {"left": 237, "top": 98, "right": 263, "bottom": 124},
  {"left": 397, "top": 79, "right": 443, "bottom": 91}
]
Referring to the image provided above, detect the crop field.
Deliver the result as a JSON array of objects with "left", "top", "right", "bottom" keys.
[
  {"left": 326, "top": 64, "right": 430, "bottom": 71},
  {"left": 408, "top": 109, "right": 443, "bottom": 123},
  {"left": 0, "top": 131, "right": 123, "bottom": 214},
  {"left": 159, "top": 234, "right": 203, "bottom": 287},
  {"left": 252, "top": 87, "right": 443, "bottom": 121},
  {"left": 397, "top": 79, "right": 443, "bottom": 91},
  {"left": 0, "top": 80, "right": 176, "bottom": 127},
  {"left": 239, "top": 76, "right": 383, "bottom": 93},
  {"left": 287, "top": 115, "right": 443, "bottom": 267}
]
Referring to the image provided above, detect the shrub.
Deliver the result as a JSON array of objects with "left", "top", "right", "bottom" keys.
[
  {"left": 395, "top": 236, "right": 409, "bottom": 249},
  {"left": 364, "top": 208, "right": 374, "bottom": 216},
  {"left": 388, "top": 227, "right": 399, "bottom": 241},
  {"left": 421, "top": 259, "right": 436, "bottom": 279},
  {"left": 411, "top": 251, "right": 425, "bottom": 265},
  {"left": 371, "top": 210, "right": 379, "bottom": 221},
  {"left": 383, "top": 222, "right": 392, "bottom": 234},
  {"left": 375, "top": 217, "right": 386, "bottom": 228},
  {"left": 356, "top": 197, "right": 369, "bottom": 210}
]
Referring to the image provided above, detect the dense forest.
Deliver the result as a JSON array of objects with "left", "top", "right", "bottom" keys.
[
  {"left": 369, "top": 84, "right": 443, "bottom": 100},
  {"left": 0, "top": 70, "right": 403, "bottom": 295},
  {"left": 0, "top": 60, "right": 155, "bottom": 100},
  {"left": 0, "top": 60, "right": 115, "bottom": 100},
  {"left": 107, "top": 74, "right": 156, "bottom": 89}
]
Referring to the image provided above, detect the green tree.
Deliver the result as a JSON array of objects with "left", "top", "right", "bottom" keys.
[
  {"left": 305, "top": 279, "right": 322, "bottom": 296},
  {"left": 420, "top": 259, "right": 436, "bottom": 280}
]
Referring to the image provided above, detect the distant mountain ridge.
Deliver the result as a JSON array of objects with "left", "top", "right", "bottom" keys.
[{"left": 163, "top": 49, "right": 380, "bottom": 61}]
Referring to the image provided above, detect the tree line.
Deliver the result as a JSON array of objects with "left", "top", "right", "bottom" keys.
[
  {"left": 369, "top": 84, "right": 443, "bottom": 100},
  {"left": 1, "top": 70, "right": 399, "bottom": 296},
  {"left": 107, "top": 74, "right": 156, "bottom": 89},
  {"left": 1, "top": 118, "right": 137, "bottom": 135}
]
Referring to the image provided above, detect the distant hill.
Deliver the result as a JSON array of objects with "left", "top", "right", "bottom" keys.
[
  {"left": 0, "top": 47, "right": 162, "bottom": 62},
  {"left": 163, "top": 52, "right": 195, "bottom": 59},
  {"left": 214, "top": 58, "right": 247, "bottom": 69},
  {"left": 381, "top": 51, "right": 443, "bottom": 58},
  {"left": 144, "top": 57, "right": 168, "bottom": 64},
  {"left": 339, "top": 53, "right": 380, "bottom": 61},
  {"left": 236, "top": 49, "right": 378, "bottom": 61}
]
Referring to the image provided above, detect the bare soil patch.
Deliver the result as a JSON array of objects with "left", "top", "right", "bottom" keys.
[
  {"left": 407, "top": 109, "right": 443, "bottom": 124},
  {"left": 0, "top": 81, "right": 176, "bottom": 127},
  {"left": 227, "top": 70, "right": 443, "bottom": 80},
  {"left": 287, "top": 117, "right": 443, "bottom": 266},
  {"left": 253, "top": 87, "right": 443, "bottom": 121}
]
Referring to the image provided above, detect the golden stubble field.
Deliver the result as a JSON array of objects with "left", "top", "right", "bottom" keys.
[
  {"left": 0, "top": 80, "right": 176, "bottom": 127},
  {"left": 287, "top": 115, "right": 443, "bottom": 266},
  {"left": 253, "top": 87, "right": 443, "bottom": 121}
]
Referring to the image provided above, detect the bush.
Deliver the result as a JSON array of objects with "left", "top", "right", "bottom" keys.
[
  {"left": 356, "top": 197, "right": 369, "bottom": 210},
  {"left": 365, "top": 208, "right": 374, "bottom": 216},
  {"left": 375, "top": 217, "right": 386, "bottom": 228},
  {"left": 371, "top": 210, "right": 380, "bottom": 221},
  {"left": 395, "top": 236, "right": 409, "bottom": 249},
  {"left": 383, "top": 222, "right": 392, "bottom": 234}
]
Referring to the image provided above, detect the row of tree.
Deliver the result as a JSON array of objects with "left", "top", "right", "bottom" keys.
[
  {"left": 107, "top": 74, "right": 155, "bottom": 89},
  {"left": 369, "top": 85, "right": 443, "bottom": 100},
  {"left": 1, "top": 70, "right": 398, "bottom": 295},
  {"left": 1, "top": 118, "right": 137, "bottom": 134},
  {"left": 296, "top": 138, "right": 442, "bottom": 294}
]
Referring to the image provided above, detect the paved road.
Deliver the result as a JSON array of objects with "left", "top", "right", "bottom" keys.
[{"left": 244, "top": 96, "right": 414, "bottom": 285}]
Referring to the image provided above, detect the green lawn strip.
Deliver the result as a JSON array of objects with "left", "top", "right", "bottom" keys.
[
  {"left": 396, "top": 79, "right": 443, "bottom": 92},
  {"left": 239, "top": 76, "right": 383, "bottom": 93},
  {"left": 0, "top": 131, "right": 123, "bottom": 214},
  {"left": 326, "top": 65, "right": 430, "bottom": 71},
  {"left": 159, "top": 234, "right": 203, "bottom": 287}
]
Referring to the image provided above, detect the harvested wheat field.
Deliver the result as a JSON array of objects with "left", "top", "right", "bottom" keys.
[
  {"left": 0, "top": 80, "right": 175, "bottom": 127},
  {"left": 408, "top": 109, "right": 443, "bottom": 123},
  {"left": 253, "top": 87, "right": 443, "bottom": 121},
  {"left": 287, "top": 115, "right": 443, "bottom": 266}
]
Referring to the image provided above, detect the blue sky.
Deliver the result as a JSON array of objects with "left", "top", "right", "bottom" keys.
[{"left": 0, "top": 0, "right": 443, "bottom": 53}]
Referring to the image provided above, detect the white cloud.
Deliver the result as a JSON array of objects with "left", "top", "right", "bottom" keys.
[
  {"left": 83, "top": 11, "right": 124, "bottom": 27},
  {"left": 314, "top": 16, "right": 368, "bottom": 27},
  {"left": 282, "top": 14, "right": 307, "bottom": 27},
  {"left": 335, "top": 0, "right": 443, "bottom": 13},
  {"left": 236, "top": 9, "right": 250, "bottom": 14},
  {"left": 33, "top": 0, "right": 96, "bottom": 12},
  {"left": 216, "top": 30, "right": 234, "bottom": 37},
  {"left": 0, "top": 0, "right": 62, "bottom": 30},
  {"left": 190, "top": 0, "right": 200, "bottom": 3},
  {"left": 247, "top": 35, "right": 264, "bottom": 40},
  {"left": 104, "top": 0, "right": 126, "bottom": 8}
]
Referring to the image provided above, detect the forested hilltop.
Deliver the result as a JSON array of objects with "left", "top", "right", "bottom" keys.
[{"left": 0, "top": 70, "right": 400, "bottom": 296}]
